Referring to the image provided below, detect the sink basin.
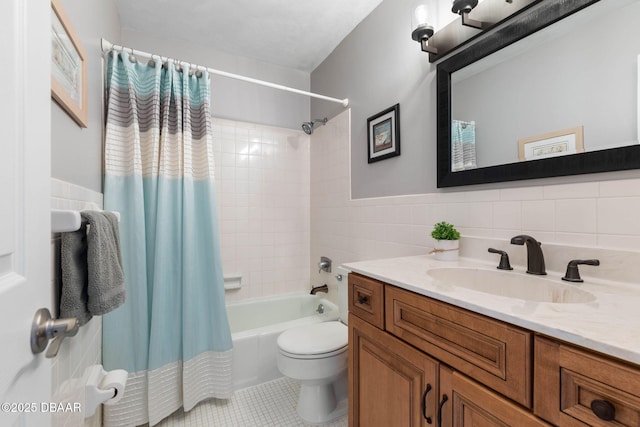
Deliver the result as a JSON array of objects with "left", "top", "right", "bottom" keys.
[{"left": 427, "top": 268, "right": 596, "bottom": 304}]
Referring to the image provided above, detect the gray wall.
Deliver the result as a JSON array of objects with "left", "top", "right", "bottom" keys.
[
  {"left": 311, "top": 0, "right": 438, "bottom": 199},
  {"left": 311, "top": 0, "right": 640, "bottom": 198},
  {"left": 51, "top": 0, "right": 121, "bottom": 192},
  {"left": 121, "top": 29, "right": 310, "bottom": 131}
]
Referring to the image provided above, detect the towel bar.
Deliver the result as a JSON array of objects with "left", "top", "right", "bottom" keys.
[{"left": 51, "top": 209, "right": 120, "bottom": 233}]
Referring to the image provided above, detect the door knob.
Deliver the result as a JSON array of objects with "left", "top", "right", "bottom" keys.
[{"left": 31, "top": 308, "right": 79, "bottom": 358}]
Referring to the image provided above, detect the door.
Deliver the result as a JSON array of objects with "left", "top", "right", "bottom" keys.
[
  {"left": 349, "top": 314, "right": 438, "bottom": 427},
  {"left": 0, "top": 0, "right": 52, "bottom": 426}
]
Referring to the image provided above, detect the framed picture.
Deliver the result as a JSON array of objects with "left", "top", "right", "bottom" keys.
[
  {"left": 51, "top": 0, "right": 88, "bottom": 128},
  {"left": 518, "top": 126, "right": 584, "bottom": 161},
  {"left": 367, "top": 104, "right": 400, "bottom": 163}
]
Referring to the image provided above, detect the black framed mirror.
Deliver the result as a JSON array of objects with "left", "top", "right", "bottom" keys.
[{"left": 436, "top": 0, "right": 640, "bottom": 188}]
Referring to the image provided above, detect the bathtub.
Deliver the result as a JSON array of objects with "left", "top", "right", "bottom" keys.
[{"left": 226, "top": 292, "right": 339, "bottom": 391}]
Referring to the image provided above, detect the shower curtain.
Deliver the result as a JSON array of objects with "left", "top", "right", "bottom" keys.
[{"left": 102, "top": 51, "right": 233, "bottom": 426}]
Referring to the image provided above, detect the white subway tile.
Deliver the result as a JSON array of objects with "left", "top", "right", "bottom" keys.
[
  {"left": 522, "top": 200, "right": 554, "bottom": 231},
  {"left": 543, "top": 182, "right": 599, "bottom": 199},
  {"left": 467, "top": 202, "right": 493, "bottom": 229},
  {"left": 599, "top": 178, "right": 640, "bottom": 197},
  {"left": 556, "top": 199, "right": 597, "bottom": 233},
  {"left": 597, "top": 197, "right": 640, "bottom": 235},
  {"left": 554, "top": 232, "right": 597, "bottom": 247},
  {"left": 598, "top": 233, "right": 640, "bottom": 250},
  {"left": 492, "top": 201, "right": 522, "bottom": 230},
  {"left": 499, "top": 186, "right": 543, "bottom": 201}
]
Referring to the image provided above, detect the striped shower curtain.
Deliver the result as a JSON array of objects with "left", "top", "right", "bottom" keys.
[
  {"left": 102, "top": 51, "right": 233, "bottom": 426},
  {"left": 451, "top": 119, "right": 478, "bottom": 172}
]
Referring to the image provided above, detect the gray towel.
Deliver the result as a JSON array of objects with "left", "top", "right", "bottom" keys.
[
  {"left": 81, "top": 211, "right": 126, "bottom": 315},
  {"left": 60, "top": 211, "right": 126, "bottom": 325},
  {"left": 60, "top": 223, "right": 92, "bottom": 325}
]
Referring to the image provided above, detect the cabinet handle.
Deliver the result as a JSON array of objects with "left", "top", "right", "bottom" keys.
[
  {"left": 357, "top": 295, "right": 369, "bottom": 305},
  {"left": 437, "top": 394, "right": 448, "bottom": 427},
  {"left": 590, "top": 399, "right": 615, "bottom": 421},
  {"left": 421, "top": 383, "right": 432, "bottom": 424}
]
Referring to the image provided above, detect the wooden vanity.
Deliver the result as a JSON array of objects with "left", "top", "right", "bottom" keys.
[{"left": 348, "top": 272, "right": 640, "bottom": 426}]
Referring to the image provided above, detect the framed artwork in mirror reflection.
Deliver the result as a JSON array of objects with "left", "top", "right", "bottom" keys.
[
  {"left": 518, "top": 126, "right": 584, "bottom": 161},
  {"left": 367, "top": 103, "right": 400, "bottom": 163}
]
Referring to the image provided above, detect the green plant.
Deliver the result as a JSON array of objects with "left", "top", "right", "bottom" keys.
[{"left": 431, "top": 221, "right": 460, "bottom": 241}]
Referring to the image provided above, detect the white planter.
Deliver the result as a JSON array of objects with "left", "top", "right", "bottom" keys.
[{"left": 433, "top": 239, "right": 459, "bottom": 261}]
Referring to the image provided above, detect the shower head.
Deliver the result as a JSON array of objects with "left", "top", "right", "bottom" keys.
[{"left": 302, "top": 118, "right": 328, "bottom": 135}]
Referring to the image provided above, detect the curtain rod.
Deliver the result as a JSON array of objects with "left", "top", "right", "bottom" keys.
[{"left": 101, "top": 38, "right": 349, "bottom": 107}]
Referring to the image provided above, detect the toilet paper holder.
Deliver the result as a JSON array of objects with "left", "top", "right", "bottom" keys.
[{"left": 84, "top": 365, "right": 127, "bottom": 418}]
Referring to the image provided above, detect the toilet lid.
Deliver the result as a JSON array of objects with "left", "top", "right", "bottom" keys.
[{"left": 277, "top": 321, "right": 348, "bottom": 356}]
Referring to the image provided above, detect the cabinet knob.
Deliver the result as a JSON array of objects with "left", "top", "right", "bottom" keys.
[
  {"left": 590, "top": 399, "right": 615, "bottom": 421},
  {"left": 357, "top": 295, "right": 369, "bottom": 305}
]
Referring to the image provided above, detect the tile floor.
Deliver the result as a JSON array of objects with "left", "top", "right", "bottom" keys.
[{"left": 157, "top": 377, "right": 348, "bottom": 427}]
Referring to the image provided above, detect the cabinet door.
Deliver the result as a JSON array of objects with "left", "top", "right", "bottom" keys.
[
  {"left": 439, "top": 367, "right": 550, "bottom": 427},
  {"left": 349, "top": 314, "right": 438, "bottom": 427}
]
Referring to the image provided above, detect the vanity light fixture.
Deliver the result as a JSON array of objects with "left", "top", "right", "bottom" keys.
[
  {"left": 451, "top": 0, "right": 488, "bottom": 29},
  {"left": 411, "top": 3, "right": 438, "bottom": 54}
]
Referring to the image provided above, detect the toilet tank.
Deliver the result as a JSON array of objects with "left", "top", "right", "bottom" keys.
[{"left": 336, "top": 266, "right": 350, "bottom": 325}]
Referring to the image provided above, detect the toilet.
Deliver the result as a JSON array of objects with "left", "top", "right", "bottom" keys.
[{"left": 276, "top": 267, "right": 350, "bottom": 424}]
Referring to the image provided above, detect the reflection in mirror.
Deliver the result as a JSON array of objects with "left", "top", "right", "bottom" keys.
[
  {"left": 437, "top": 0, "right": 640, "bottom": 188},
  {"left": 451, "top": 0, "right": 639, "bottom": 169}
]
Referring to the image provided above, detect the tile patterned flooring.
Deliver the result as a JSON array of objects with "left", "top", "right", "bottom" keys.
[{"left": 157, "top": 377, "right": 348, "bottom": 427}]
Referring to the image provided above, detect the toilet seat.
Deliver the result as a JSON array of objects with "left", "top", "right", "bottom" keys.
[{"left": 277, "top": 321, "right": 347, "bottom": 359}]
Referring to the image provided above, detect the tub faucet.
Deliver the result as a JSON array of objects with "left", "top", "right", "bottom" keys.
[
  {"left": 510, "top": 234, "right": 546, "bottom": 275},
  {"left": 310, "top": 284, "right": 329, "bottom": 295},
  {"left": 318, "top": 256, "right": 332, "bottom": 274}
]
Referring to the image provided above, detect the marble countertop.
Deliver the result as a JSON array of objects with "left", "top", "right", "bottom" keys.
[{"left": 343, "top": 255, "right": 640, "bottom": 365}]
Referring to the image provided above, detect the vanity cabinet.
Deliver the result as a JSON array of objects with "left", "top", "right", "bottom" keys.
[
  {"left": 348, "top": 273, "right": 546, "bottom": 427},
  {"left": 348, "top": 272, "right": 640, "bottom": 427}
]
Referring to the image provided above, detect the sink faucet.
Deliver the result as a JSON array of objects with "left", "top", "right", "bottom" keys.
[{"left": 510, "top": 235, "right": 546, "bottom": 275}]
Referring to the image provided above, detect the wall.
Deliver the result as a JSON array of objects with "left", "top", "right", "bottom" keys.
[
  {"left": 311, "top": 0, "right": 640, "bottom": 199},
  {"left": 50, "top": 1, "right": 120, "bottom": 425},
  {"left": 121, "top": 29, "right": 310, "bottom": 131},
  {"left": 311, "top": 110, "right": 640, "bottom": 302},
  {"left": 51, "top": 0, "right": 121, "bottom": 193},
  {"left": 311, "top": 0, "right": 436, "bottom": 198},
  {"left": 51, "top": 179, "right": 104, "bottom": 427},
  {"left": 213, "top": 119, "right": 311, "bottom": 302}
]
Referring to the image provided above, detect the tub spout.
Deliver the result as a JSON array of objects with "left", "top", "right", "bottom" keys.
[{"left": 310, "top": 284, "right": 329, "bottom": 295}]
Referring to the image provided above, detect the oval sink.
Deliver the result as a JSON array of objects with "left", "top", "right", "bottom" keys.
[{"left": 427, "top": 268, "right": 596, "bottom": 304}]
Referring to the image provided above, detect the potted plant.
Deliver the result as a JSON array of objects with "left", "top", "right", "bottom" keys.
[{"left": 431, "top": 221, "right": 460, "bottom": 261}]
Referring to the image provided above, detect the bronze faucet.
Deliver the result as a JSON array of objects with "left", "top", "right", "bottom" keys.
[{"left": 510, "top": 235, "right": 546, "bottom": 275}]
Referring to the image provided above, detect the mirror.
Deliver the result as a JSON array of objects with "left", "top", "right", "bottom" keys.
[{"left": 437, "top": 0, "right": 640, "bottom": 188}]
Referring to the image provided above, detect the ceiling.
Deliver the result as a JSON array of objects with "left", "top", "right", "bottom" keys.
[{"left": 114, "top": 0, "right": 384, "bottom": 73}]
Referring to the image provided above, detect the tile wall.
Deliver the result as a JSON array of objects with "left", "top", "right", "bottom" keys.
[
  {"left": 311, "top": 110, "right": 640, "bottom": 299},
  {"left": 51, "top": 179, "right": 104, "bottom": 427},
  {"left": 211, "top": 118, "right": 311, "bottom": 302}
]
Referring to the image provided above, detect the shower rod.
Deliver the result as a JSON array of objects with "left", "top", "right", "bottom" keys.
[{"left": 101, "top": 39, "right": 349, "bottom": 107}]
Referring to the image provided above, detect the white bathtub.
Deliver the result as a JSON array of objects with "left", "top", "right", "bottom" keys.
[{"left": 226, "top": 292, "right": 339, "bottom": 391}]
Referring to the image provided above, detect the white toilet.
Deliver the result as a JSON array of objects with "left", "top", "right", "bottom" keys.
[{"left": 277, "top": 267, "right": 350, "bottom": 424}]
